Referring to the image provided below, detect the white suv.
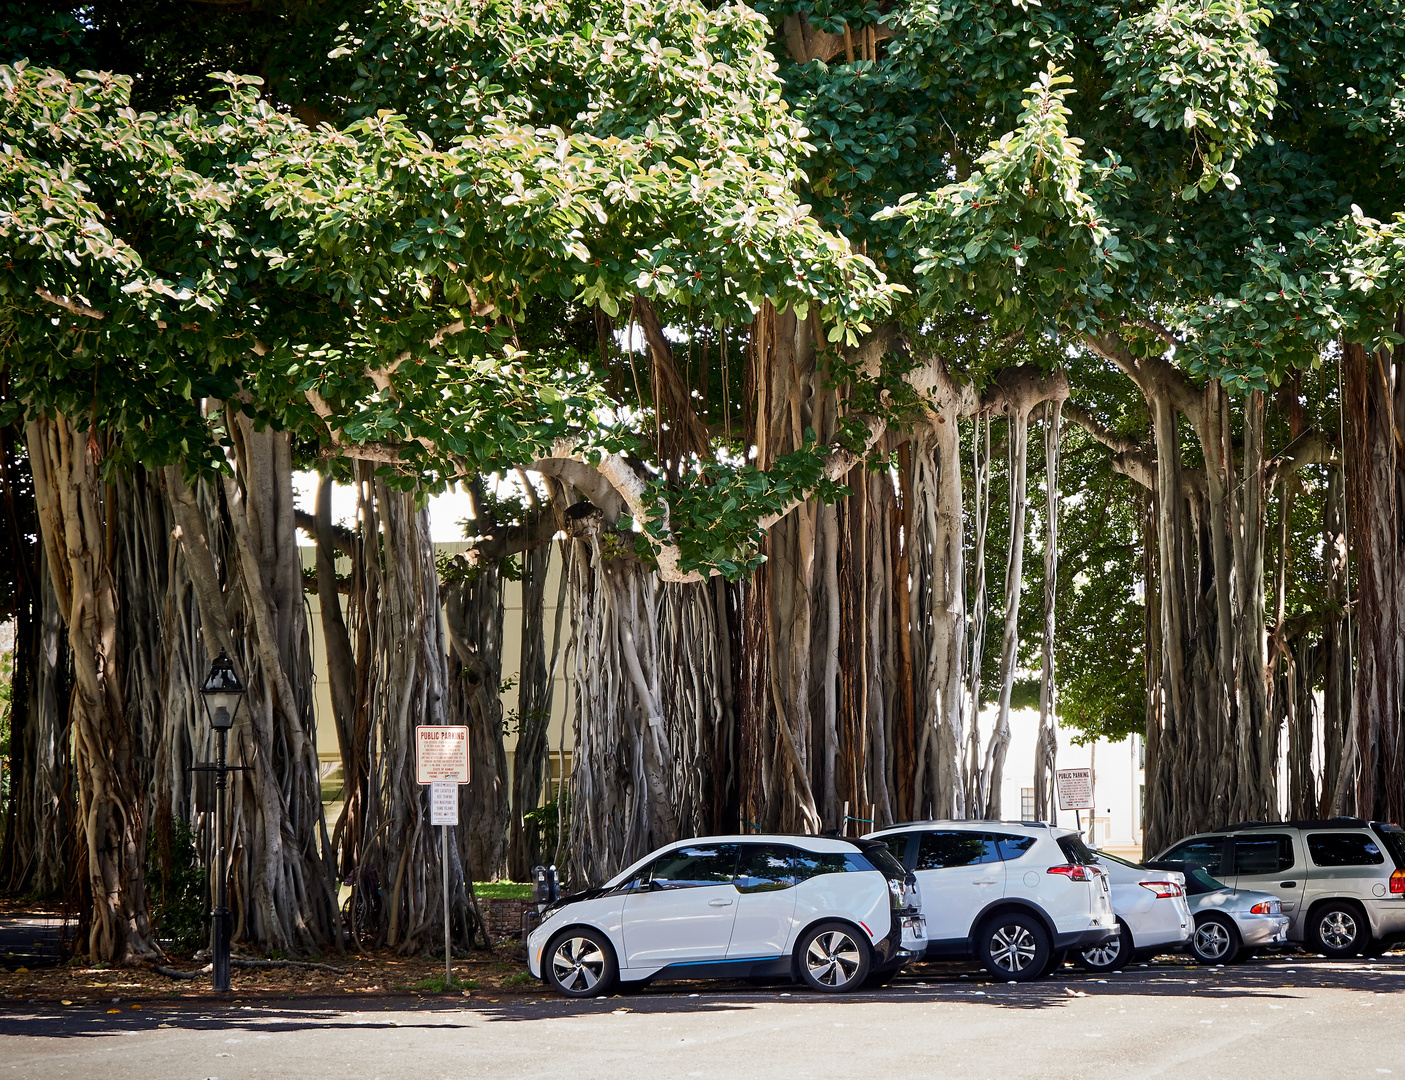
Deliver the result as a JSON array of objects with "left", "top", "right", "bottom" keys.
[
  {"left": 865, "top": 820, "right": 1117, "bottom": 980},
  {"left": 526, "top": 835, "right": 927, "bottom": 996}
]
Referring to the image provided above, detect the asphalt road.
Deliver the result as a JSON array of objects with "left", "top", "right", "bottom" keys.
[{"left": 3, "top": 955, "right": 1404, "bottom": 1080}]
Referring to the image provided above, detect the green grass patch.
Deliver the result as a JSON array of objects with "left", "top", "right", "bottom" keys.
[
  {"left": 473, "top": 881, "right": 532, "bottom": 899},
  {"left": 502, "top": 971, "right": 534, "bottom": 986},
  {"left": 402, "top": 974, "right": 475, "bottom": 994}
]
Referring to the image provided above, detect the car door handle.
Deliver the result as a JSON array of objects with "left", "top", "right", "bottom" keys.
[
  {"left": 708, "top": 898, "right": 734, "bottom": 907},
  {"left": 1280, "top": 881, "right": 1297, "bottom": 888},
  {"left": 973, "top": 880, "right": 999, "bottom": 886}
]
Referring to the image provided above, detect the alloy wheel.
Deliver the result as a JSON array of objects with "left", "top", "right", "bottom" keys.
[
  {"left": 1319, "top": 909, "right": 1359, "bottom": 951},
  {"left": 1082, "top": 942, "right": 1121, "bottom": 968},
  {"left": 1195, "top": 920, "right": 1232, "bottom": 961},
  {"left": 988, "top": 923, "right": 1038, "bottom": 974},
  {"left": 805, "top": 930, "right": 862, "bottom": 988},
  {"left": 551, "top": 936, "right": 606, "bottom": 994}
]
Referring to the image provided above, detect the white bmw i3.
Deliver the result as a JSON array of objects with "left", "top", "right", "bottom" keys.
[{"left": 527, "top": 834, "right": 927, "bottom": 997}]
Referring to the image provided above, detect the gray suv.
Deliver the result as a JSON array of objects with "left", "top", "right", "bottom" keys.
[{"left": 1154, "top": 818, "right": 1405, "bottom": 958}]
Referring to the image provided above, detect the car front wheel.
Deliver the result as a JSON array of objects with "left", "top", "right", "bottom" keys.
[
  {"left": 544, "top": 929, "right": 618, "bottom": 998},
  {"left": 796, "top": 922, "right": 871, "bottom": 992},
  {"left": 1310, "top": 902, "right": 1366, "bottom": 958},
  {"left": 1078, "top": 920, "right": 1132, "bottom": 972},
  {"left": 1191, "top": 914, "right": 1241, "bottom": 964},
  {"left": 977, "top": 913, "right": 1051, "bottom": 982}
]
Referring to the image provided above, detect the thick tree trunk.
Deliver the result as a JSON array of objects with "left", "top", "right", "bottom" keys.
[
  {"left": 443, "top": 557, "right": 511, "bottom": 882},
  {"left": 507, "top": 518, "right": 558, "bottom": 881},
  {"left": 1344, "top": 339, "right": 1404, "bottom": 823},
  {"left": 1033, "top": 402, "right": 1062, "bottom": 822},
  {"left": 26, "top": 415, "right": 156, "bottom": 962}
]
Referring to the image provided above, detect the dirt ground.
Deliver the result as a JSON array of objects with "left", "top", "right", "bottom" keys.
[{"left": 0, "top": 897, "right": 537, "bottom": 1005}]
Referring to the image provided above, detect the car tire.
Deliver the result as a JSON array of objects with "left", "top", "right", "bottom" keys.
[
  {"left": 1038, "top": 949, "right": 1070, "bottom": 979},
  {"left": 976, "top": 912, "right": 1051, "bottom": 982},
  {"left": 543, "top": 928, "right": 618, "bottom": 998},
  {"left": 1078, "top": 920, "right": 1133, "bottom": 973},
  {"left": 1310, "top": 901, "right": 1367, "bottom": 958},
  {"left": 796, "top": 921, "right": 871, "bottom": 993},
  {"left": 1191, "top": 914, "right": 1241, "bottom": 964}
]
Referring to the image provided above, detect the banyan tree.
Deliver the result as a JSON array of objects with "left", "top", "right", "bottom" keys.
[{"left": 7, "top": 0, "right": 1405, "bottom": 960}]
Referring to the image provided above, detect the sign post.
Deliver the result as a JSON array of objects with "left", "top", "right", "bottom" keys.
[
  {"left": 417, "top": 726, "right": 469, "bottom": 989},
  {"left": 1055, "top": 767, "right": 1095, "bottom": 835}
]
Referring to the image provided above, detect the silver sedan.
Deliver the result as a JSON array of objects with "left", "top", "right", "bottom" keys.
[{"left": 1147, "top": 860, "right": 1290, "bottom": 963}]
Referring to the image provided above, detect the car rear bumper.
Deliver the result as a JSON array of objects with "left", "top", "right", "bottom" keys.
[
  {"left": 1364, "top": 898, "right": 1405, "bottom": 938},
  {"left": 1237, "top": 913, "right": 1291, "bottom": 948},
  {"left": 1055, "top": 925, "right": 1120, "bottom": 951}
]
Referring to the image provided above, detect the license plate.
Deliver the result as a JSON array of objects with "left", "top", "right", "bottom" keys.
[{"left": 903, "top": 916, "right": 926, "bottom": 937}]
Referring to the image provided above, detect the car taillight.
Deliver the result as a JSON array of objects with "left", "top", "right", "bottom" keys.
[
  {"left": 1047, "top": 864, "right": 1093, "bottom": 882},
  {"left": 1140, "top": 881, "right": 1184, "bottom": 898},
  {"left": 1391, "top": 869, "right": 1405, "bottom": 894},
  {"left": 1249, "top": 900, "right": 1281, "bottom": 915},
  {"left": 887, "top": 878, "right": 905, "bottom": 909}
]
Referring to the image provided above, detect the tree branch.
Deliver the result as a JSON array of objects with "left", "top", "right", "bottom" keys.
[{"left": 36, "top": 286, "right": 104, "bottom": 319}]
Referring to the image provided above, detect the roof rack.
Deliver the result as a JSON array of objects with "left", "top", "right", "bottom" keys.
[{"left": 1212, "top": 817, "right": 1367, "bottom": 832}]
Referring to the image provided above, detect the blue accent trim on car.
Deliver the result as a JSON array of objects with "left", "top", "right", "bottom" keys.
[{"left": 666, "top": 955, "right": 783, "bottom": 968}]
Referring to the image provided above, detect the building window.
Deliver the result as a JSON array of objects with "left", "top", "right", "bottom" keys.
[{"left": 1020, "top": 788, "right": 1036, "bottom": 820}]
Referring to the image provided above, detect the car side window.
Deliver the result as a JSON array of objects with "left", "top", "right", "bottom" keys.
[
  {"left": 791, "top": 849, "right": 868, "bottom": 882},
  {"left": 1161, "top": 837, "right": 1224, "bottom": 875},
  {"left": 992, "top": 834, "right": 1037, "bottom": 861},
  {"left": 916, "top": 831, "right": 999, "bottom": 869},
  {"left": 647, "top": 844, "right": 739, "bottom": 889},
  {"left": 1308, "top": 833, "right": 1385, "bottom": 867},
  {"left": 734, "top": 844, "right": 794, "bottom": 893},
  {"left": 1232, "top": 835, "right": 1294, "bottom": 874}
]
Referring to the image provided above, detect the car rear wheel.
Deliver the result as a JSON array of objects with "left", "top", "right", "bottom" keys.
[
  {"left": 977, "top": 912, "right": 1051, "bottom": 982},
  {"left": 1310, "top": 901, "right": 1366, "bottom": 958},
  {"left": 1191, "top": 914, "right": 1241, "bottom": 964},
  {"left": 1078, "top": 920, "right": 1133, "bottom": 972},
  {"left": 544, "top": 929, "right": 618, "bottom": 998},
  {"left": 796, "top": 922, "right": 871, "bottom": 993}
]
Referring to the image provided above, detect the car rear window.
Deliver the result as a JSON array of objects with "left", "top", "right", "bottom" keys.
[
  {"left": 1308, "top": 832, "right": 1385, "bottom": 867},
  {"left": 1373, "top": 824, "right": 1405, "bottom": 869},
  {"left": 1057, "top": 834, "right": 1096, "bottom": 865},
  {"left": 992, "top": 834, "right": 1038, "bottom": 861},
  {"left": 791, "top": 849, "right": 871, "bottom": 881},
  {"left": 855, "top": 842, "right": 909, "bottom": 882}
]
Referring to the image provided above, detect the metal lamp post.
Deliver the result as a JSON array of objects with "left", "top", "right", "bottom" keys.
[{"left": 198, "top": 650, "right": 245, "bottom": 993}]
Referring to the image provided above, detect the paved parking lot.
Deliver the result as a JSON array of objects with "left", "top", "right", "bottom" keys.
[{"left": 3, "top": 955, "right": 1403, "bottom": 1080}]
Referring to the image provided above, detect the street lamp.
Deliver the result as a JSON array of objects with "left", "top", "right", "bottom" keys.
[{"left": 199, "top": 649, "right": 245, "bottom": 992}]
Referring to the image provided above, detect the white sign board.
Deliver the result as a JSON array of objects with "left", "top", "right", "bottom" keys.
[
  {"left": 430, "top": 781, "right": 458, "bottom": 825},
  {"left": 1056, "top": 768, "right": 1095, "bottom": 811},
  {"left": 416, "top": 725, "right": 470, "bottom": 785}
]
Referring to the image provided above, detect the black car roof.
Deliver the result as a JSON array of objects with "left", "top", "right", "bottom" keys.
[{"left": 1210, "top": 817, "right": 1369, "bottom": 832}]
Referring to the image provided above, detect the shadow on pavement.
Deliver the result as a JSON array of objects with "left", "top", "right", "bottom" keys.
[{"left": 2, "top": 955, "right": 1401, "bottom": 1037}]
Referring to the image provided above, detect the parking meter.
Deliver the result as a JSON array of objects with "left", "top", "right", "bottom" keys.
[{"left": 532, "top": 864, "right": 560, "bottom": 912}]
